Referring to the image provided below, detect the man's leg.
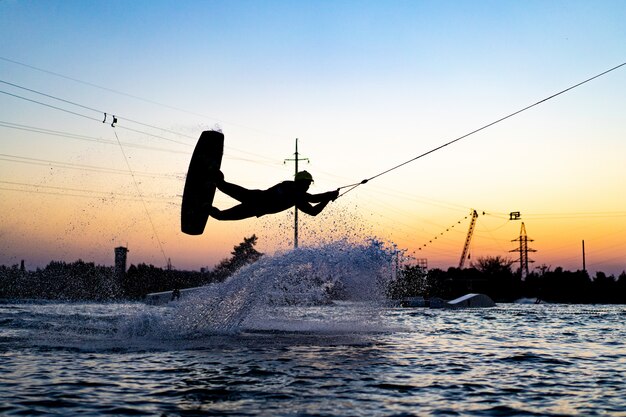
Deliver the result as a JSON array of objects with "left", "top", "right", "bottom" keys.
[
  {"left": 215, "top": 181, "right": 258, "bottom": 203},
  {"left": 210, "top": 204, "right": 260, "bottom": 221},
  {"left": 209, "top": 171, "right": 258, "bottom": 203},
  {"left": 208, "top": 171, "right": 266, "bottom": 220}
]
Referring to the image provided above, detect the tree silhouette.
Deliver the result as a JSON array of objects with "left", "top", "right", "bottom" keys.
[
  {"left": 212, "top": 235, "right": 264, "bottom": 281},
  {"left": 472, "top": 256, "right": 518, "bottom": 301}
]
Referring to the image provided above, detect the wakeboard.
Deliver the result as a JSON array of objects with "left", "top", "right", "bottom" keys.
[{"left": 181, "top": 130, "right": 224, "bottom": 235}]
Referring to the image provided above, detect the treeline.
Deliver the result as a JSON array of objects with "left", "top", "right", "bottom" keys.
[
  {"left": 3, "top": 244, "right": 625, "bottom": 304},
  {"left": 0, "top": 235, "right": 263, "bottom": 301},
  {"left": 390, "top": 256, "right": 626, "bottom": 304}
]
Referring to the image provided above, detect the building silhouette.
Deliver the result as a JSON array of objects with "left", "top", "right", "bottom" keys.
[{"left": 114, "top": 246, "right": 129, "bottom": 281}]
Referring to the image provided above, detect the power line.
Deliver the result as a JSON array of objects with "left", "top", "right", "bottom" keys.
[
  {"left": 0, "top": 152, "right": 180, "bottom": 179},
  {"left": 0, "top": 121, "right": 284, "bottom": 168},
  {"left": 0, "top": 89, "right": 102, "bottom": 123},
  {"left": 0, "top": 80, "right": 288, "bottom": 163},
  {"left": 0, "top": 57, "right": 210, "bottom": 123},
  {"left": 523, "top": 212, "right": 626, "bottom": 219},
  {"left": 0, "top": 80, "right": 176, "bottom": 265},
  {"left": 0, "top": 181, "right": 176, "bottom": 201},
  {"left": 0, "top": 56, "right": 293, "bottom": 139},
  {"left": 0, "top": 80, "right": 102, "bottom": 114},
  {"left": 3, "top": 78, "right": 198, "bottom": 140},
  {"left": 0, "top": 56, "right": 152, "bottom": 102},
  {"left": 0, "top": 121, "right": 190, "bottom": 155},
  {"left": 0, "top": 90, "right": 191, "bottom": 146}
]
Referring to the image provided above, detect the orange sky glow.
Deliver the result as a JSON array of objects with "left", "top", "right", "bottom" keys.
[{"left": 1, "top": 1, "right": 625, "bottom": 276}]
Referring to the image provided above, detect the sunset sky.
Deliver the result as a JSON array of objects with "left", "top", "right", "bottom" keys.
[{"left": 1, "top": 0, "right": 625, "bottom": 276}]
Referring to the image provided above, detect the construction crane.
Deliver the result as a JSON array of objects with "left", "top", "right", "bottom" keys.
[{"left": 459, "top": 209, "right": 479, "bottom": 268}]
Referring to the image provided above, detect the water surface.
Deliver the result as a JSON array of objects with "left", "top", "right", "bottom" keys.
[
  {"left": 2, "top": 243, "right": 625, "bottom": 416},
  {"left": 2, "top": 302, "right": 625, "bottom": 416}
]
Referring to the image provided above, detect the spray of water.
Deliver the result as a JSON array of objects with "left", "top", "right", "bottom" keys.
[
  {"left": 126, "top": 238, "right": 398, "bottom": 339},
  {"left": 14, "top": 239, "right": 400, "bottom": 351}
]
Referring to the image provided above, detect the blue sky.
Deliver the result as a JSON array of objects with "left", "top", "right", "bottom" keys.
[{"left": 1, "top": 0, "right": 625, "bottom": 274}]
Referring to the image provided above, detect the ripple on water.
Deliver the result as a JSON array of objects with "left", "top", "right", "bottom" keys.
[{"left": 1, "top": 246, "right": 625, "bottom": 417}]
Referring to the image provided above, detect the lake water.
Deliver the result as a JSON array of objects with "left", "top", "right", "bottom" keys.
[
  {"left": 1, "top": 243, "right": 625, "bottom": 416},
  {"left": 2, "top": 301, "right": 626, "bottom": 416}
]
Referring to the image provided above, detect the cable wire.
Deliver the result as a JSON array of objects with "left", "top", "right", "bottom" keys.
[
  {"left": 0, "top": 90, "right": 102, "bottom": 123},
  {"left": 0, "top": 84, "right": 192, "bottom": 146},
  {"left": 113, "top": 129, "right": 169, "bottom": 265},
  {"left": 0, "top": 56, "right": 293, "bottom": 139},
  {"left": 0, "top": 120, "right": 190, "bottom": 155},
  {"left": 0, "top": 80, "right": 292, "bottom": 161},
  {"left": 338, "top": 61, "right": 626, "bottom": 197}
]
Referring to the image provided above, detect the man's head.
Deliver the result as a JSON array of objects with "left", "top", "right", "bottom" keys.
[{"left": 294, "top": 170, "right": 313, "bottom": 191}]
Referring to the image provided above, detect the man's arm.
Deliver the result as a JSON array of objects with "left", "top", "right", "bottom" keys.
[
  {"left": 297, "top": 190, "right": 339, "bottom": 216},
  {"left": 296, "top": 199, "right": 330, "bottom": 216},
  {"left": 306, "top": 189, "right": 339, "bottom": 203}
]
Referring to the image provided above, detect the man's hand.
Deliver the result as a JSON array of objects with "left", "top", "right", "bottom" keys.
[{"left": 329, "top": 189, "right": 340, "bottom": 201}]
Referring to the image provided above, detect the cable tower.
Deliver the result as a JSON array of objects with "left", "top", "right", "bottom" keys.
[
  {"left": 510, "top": 222, "right": 536, "bottom": 279},
  {"left": 459, "top": 209, "right": 479, "bottom": 268},
  {"left": 284, "top": 138, "right": 309, "bottom": 248}
]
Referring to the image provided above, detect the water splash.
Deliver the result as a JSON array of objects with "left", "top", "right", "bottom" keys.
[
  {"left": 6, "top": 239, "right": 400, "bottom": 351},
  {"left": 148, "top": 238, "right": 398, "bottom": 338}
]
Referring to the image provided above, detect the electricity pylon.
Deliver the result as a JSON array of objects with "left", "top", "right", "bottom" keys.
[{"left": 510, "top": 222, "right": 536, "bottom": 279}]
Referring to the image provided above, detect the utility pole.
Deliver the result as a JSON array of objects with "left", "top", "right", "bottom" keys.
[
  {"left": 582, "top": 240, "right": 586, "bottom": 273},
  {"left": 284, "top": 138, "right": 309, "bottom": 248}
]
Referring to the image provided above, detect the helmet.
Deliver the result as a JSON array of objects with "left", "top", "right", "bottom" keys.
[{"left": 294, "top": 170, "right": 313, "bottom": 182}]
